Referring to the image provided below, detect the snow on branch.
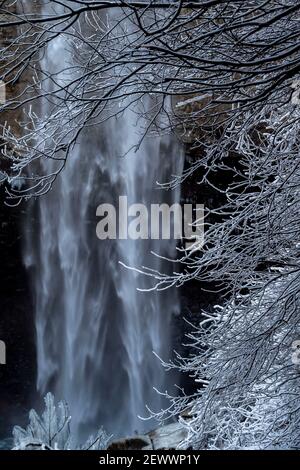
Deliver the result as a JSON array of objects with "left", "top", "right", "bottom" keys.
[{"left": 13, "top": 393, "right": 110, "bottom": 450}]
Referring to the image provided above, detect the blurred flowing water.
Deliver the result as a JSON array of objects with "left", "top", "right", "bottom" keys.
[{"left": 23, "top": 3, "right": 183, "bottom": 440}]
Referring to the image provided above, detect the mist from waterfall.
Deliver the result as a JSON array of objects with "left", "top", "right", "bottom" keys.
[{"left": 23, "top": 2, "right": 184, "bottom": 440}]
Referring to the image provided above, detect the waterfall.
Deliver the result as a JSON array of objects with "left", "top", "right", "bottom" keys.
[{"left": 23, "top": 3, "right": 183, "bottom": 440}]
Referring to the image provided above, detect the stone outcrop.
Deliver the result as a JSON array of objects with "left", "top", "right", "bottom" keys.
[{"left": 107, "top": 422, "right": 188, "bottom": 451}]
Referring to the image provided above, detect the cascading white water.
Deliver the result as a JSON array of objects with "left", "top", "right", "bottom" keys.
[{"left": 23, "top": 3, "right": 183, "bottom": 440}]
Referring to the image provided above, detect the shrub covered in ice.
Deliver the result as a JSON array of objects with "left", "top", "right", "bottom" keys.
[{"left": 13, "top": 393, "right": 110, "bottom": 450}]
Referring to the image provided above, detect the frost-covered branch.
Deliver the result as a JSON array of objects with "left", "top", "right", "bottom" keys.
[
  {"left": 13, "top": 393, "right": 110, "bottom": 450},
  {"left": 1, "top": 1, "right": 300, "bottom": 199}
]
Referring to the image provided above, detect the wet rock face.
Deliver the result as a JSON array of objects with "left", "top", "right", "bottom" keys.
[
  {"left": 0, "top": 188, "right": 36, "bottom": 439},
  {"left": 108, "top": 435, "right": 153, "bottom": 451},
  {"left": 175, "top": 142, "right": 230, "bottom": 395},
  {"left": 0, "top": 5, "right": 38, "bottom": 439}
]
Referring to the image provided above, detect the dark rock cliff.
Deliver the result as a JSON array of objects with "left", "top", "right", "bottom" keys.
[
  {"left": 0, "top": 6, "right": 37, "bottom": 437},
  {"left": 0, "top": 189, "right": 36, "bottom": 438}
]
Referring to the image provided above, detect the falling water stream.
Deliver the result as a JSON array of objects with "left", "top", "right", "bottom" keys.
[{"left": 23, "top": 2, "right": 183, "bottom": 440}]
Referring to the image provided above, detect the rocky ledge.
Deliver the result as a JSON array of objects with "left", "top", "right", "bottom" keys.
[{"left": 107, "top": 422, "right": 187, "bottom": 451}]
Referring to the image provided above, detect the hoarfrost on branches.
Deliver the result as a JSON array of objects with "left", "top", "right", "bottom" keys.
[
  {"left": 146, "top": 100, "right": 300, "bottom": 449},
  {"left": 167, "top": 277, "right": 300, "bottom": 449},
  {"left": 1, "top": 1, "right": 300, "bottom": 201},
  {"left": 1, "top": 0, "right": 300, "bottom": 450},
  {"left": 13, "top": 393, "right": 110, "bottom": 450}
]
